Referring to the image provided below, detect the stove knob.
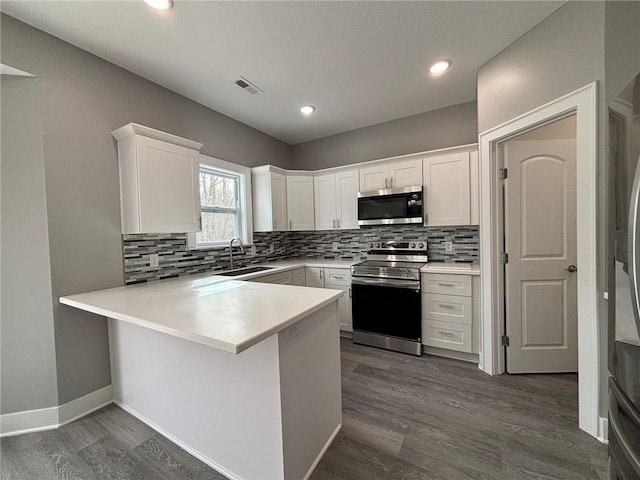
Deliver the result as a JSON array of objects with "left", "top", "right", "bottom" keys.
[
  {"left": 409, "top": 242, "right": 416, "bottom": 249},
  {"left": 375, "top": 242, "right": 381, "bottom": 249},
  {"left": 368, "top": 242, "right": 374, "bottom": 249},
  {"left": 418, "top": 242, "right": 425, "bottom": 249}
]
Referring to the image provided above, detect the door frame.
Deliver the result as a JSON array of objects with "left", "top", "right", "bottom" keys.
[{"left": 478, "top": 82, "right": 601, "bottom": 439}]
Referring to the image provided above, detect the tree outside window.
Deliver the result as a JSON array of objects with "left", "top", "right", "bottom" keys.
[{"left": 196, "top": 167, "right": 241, "bottom": 245}]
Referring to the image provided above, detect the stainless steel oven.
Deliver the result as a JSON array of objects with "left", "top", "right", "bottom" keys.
[
  {"left": 351, "top": 242, "right": 427, "bottom": 356},
  {"left": 357, "top": 186, "right": 423, "bottom": 226}
]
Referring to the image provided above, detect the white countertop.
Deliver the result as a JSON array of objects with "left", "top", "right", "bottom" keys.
[
  {"left": 60, "top": 272, "right": 343, "bottom": 354},
  {"left": 420, "top": 263, "right": 480, "bottom": 275},
  {"left": 258, "top": 257, "right": 359, "bottom": 270}
]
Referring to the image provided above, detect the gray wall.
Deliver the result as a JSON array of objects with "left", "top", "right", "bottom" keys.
[
  {"left": 477, "top": 1, "right": 605, "bottom": 133},
  {"left": 291, "top": 101, "right": 477, "bottom": 170},
  {"left": 604, "top": 1, "right": 640, "bottom": 105},
  {"left": 1, "top": 13, "right": 291, "bottom": 406},
  {"left": 1, "top": 77, "right": 59, "bottom": 414}
]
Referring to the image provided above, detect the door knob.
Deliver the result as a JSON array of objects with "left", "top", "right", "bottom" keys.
[{"left": 565, "top": 265, "right": 578, "bottom": 273}]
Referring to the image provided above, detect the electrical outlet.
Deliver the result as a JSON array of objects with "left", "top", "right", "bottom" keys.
[
  {"left": 444, "top": 241, "right": 453, "bottom": 253},
  {"left": 149, "top": 253, "right": 159, "bottom": 268},
  {"left": 250, "top": 245, "right": 256, "bottom": 256},
  {"left": 269, "top": 243, "right": 275, "bottom": 254},
  {"left": 332, "top": 241, "right": 340, "bottom": 252}
]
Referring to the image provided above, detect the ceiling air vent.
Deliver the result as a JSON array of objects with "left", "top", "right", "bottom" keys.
[{"left": 234, "top": 76, "right": 263, "bottom": 95}]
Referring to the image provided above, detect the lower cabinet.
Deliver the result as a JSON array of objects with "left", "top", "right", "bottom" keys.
[
  {"left": 306, "top": 266, "right": 352, "bottom": 331},
  {"left": 421, "top": 273, "right": 478, "bottom": 353},
  {"left": 292, "top": 267, "right": 306, "bottom": 286},
  {"left": 250, "top": 270, "right": 293, "bottom": 285}
]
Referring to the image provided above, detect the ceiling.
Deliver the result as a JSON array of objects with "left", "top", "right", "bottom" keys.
[{"left": 2, "top": 1, "right": 565, "bottom": 145}]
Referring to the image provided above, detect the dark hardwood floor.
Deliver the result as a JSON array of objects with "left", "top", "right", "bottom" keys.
[{"left": 1, "top": 338, "right": 607, "bottom": 479}]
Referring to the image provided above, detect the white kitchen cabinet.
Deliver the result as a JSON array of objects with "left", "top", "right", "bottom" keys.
[
  {"left": 286, "top": 175, "right": 315, "bottom": 231},
  {"left": 423, "top": 151, "right": 471, "bottom": 226},
  {"left": 324, "top": 268, "right": 352, "bottom": 332},
  {"left": 359, "top": 159, "right": 422, "bottom": 192},
  {"left": 252, "top": 166, "right": 288, "bottom": 232},
  {"left": 421, "top": 272, "right": 477, "bottom": 354},
  {"left": 292, "top": 267, "right": 306, "bottom": 286},
  {"left": 111, "top": 123, "right": 202, "bottom": 234},
  {"left": 314, "top": 170, "right": 359, "bottom": 230},
  {"left": 470, "top": 150, "right": 479, "bottom": 225},
  {"left": 305, "top": 267, "right": 325, "bottom": 288},
  {"left": 250, "top": 270, "right": 293, "bottom": 285}
]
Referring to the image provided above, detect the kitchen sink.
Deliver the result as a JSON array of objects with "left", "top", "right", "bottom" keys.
[{"left": 216, "top": 266, "right": 277, "bottom": 277}]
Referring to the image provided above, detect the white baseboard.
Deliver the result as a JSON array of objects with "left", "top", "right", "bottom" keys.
[
  {"left": 0, "top": 385, "right": 114, "bottom": 438},
  {"left": 58, "top": 385, "right": 114, "bottom": 426},
  {"left": 0, "top": 406, "right": 59, "bottom": 437},
  {"left": 597, "top": 416, "right": 609, "bottom": 444},
  {"left": 115, "top": 400, "right": 243, "bottom": 480}
]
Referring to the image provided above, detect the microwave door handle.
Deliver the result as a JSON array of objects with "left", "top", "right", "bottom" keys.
[{"left": 628, "top": 153, "right": 640, "bottom": 335}]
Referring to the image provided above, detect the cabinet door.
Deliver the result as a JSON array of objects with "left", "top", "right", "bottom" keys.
[
  {"left": 388, "top": 159, "right": 422, "bottom": 188},
  {"left": 334, "top": 285, "right": 353, "bottom": 331},
  {"left": 271, "top": 172, "right": 288, "bottom": 231},
  {"left": 251, "top": 270, "right": 293, "bottom": 285},
  {"left": 335, "top": 170, "right": 359, "bottom": 230},
  {"left": 292, "top": 267, "right": 306, "bottom": 286},
  {"left": 286, "top": 175, "right": 315, "bottom": 231},
  {"left": 305, "top": 267, "right": 325, "bottom": 288},
  {"left": 136, "top": 135, "right": 201, "bottom": 233},
  {"left": 314, "top": 174, "right": 337, "bottom": 230},
  {"left": 423, "top": 152, "right": 471, "bottom": 226},
  {"left": 359, "top": 164, "right": 388, "bottom": 192}
]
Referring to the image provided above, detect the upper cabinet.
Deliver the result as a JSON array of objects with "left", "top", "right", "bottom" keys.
[
  {"left": 423, "top": 150, "right": 478, "bottom": 226},
  {"left": 252, "top": 166, "right": 288, "bottom": 231},
  {"left": 314, "top": 169, "right": 359, "bottom": 230},
  {"left": 359, "top": 159, "right": 422, "bottom": 192},
  {"left": 286, "top": 175, "right": 315, "bottom": 231},
  {"left": 111, "top": 123, "right": 202, "bottom": 234}
]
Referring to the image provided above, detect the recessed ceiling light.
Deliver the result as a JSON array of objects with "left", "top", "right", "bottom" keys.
[
  {"left": 429, "top": 60, "right": 451, "bottom": 75},
  {"left": 300, "top": 105, "right": 315, "bottom": 115},
  {"left": 144, "top": 0, "right": 173, "bottom": 10}
]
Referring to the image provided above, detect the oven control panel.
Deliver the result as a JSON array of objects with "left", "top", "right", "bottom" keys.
[{"left": 366, "top": 241, "right": 427, "bottom": 251}]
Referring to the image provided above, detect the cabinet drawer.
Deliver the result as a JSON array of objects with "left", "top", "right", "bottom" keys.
[
  {"left": 250, "top": 271, "right": 293, "bottom": 285},
  {"left": 422, "top": 320, "right": 472, "bottom": 353},
  {"left": 421, "top": 273, "right": 471, "bottom": 296},
  {"left": 422, "top": 293, "right": 472, "bottom": 325},
  {"left": 324, "top": 268, "right": 350, "bottom": 286}
]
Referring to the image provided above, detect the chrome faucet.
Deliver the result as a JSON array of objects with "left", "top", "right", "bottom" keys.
[{"left": 229, "top": 237, "right": 245, "bottom": 270}]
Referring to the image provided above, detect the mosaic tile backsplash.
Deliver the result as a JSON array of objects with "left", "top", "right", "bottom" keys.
[{"left": 123, "top": 225, "right": 479, "bottom": 284}]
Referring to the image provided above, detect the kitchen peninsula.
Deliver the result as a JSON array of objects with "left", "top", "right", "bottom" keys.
[{"left": 60, "top": 272, "right": 343, "bottom": 480}]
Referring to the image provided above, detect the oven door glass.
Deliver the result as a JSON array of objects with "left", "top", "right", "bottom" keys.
[{"left": 351, "top": 282, "right": 421, "bottom": 341}]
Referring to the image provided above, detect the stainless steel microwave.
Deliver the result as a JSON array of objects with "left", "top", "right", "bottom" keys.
[{"left": 357, "top": 186, "right": 424, "bottom": 226}]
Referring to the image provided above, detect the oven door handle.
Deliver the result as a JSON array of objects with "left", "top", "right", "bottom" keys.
[
  {"left": 609, "top": 380, "right": 640, "bottom": 477},
  {"left": 351, "top": 277, "right": 420, "bottom": 290}
]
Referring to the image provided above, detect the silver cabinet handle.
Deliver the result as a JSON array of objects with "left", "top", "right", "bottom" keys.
[
  {"left": 198, "top": 216, "right": 202, "bottom": 230},
  {"left": 319, "top": 269, "right": 324, "bottom": 280},
  {"left": 332, "top": 219, "right": 336, "bottom": 228},
  {"left": 348, "top": 287, "right": 352, "bottom": 298},
  {"left": 337, "top": 219, "right": 341, "bottom": 228},
  {"left": 289, "top": 220, "right": 292, "bottom": 230},
  {"left": 438, "top": 304, "right": 455, "bottom": 309},
  {"left": 390, "top": 178, "right": 393, "bottom": 188},
  {"left": 437, "top": 283, "right": 455, "bottom": 287},
  {"left": 273, "top": 219, "right": 276, "bottom": 228},
  {"left": 384, "top": 178, "right": 388, "bottom": 189},
  {"left": 439, "top": 331, "right": 455, "bottom": 336},
  {"left": 565, "top": 265, "right": 577, "bottom": 273}
]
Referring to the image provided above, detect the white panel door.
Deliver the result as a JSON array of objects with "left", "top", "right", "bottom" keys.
[
  {"left": 286, "top": 175, "right": 314, "bottom": 231},
  {"left": 423, "top": 152, "right": 471, "bottom": 226},
  {"left": 270, "top": 172, "right": 287, "bottom": 231},
  {"left": 388, "top": 159, "right": 422, "bottom": 188},
  {"left": 137, "top": 135, "right": 201, "bottom": 233},
  {"left": 335, "top": 170, "right": 359, "bottom": 230},
  {"left": 359, "top": 164, "right": 388, "bottom": 192},
  {"left": 504, "top": 139, "right": 577, "bottom": 373},
  {"left": 314, "top": 174, "right": 337, "bottom": 230}
]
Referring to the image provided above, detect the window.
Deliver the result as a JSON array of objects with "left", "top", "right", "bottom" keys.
[{"left": 188, "top": 155, "right": 253, "bottom": 249}]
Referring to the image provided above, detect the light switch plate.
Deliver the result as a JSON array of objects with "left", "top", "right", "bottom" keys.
[
  {"left": 444, "top": 241, "right": 453, "bottom": 252},
  {"left": 269, "top": 244, "right": 275, "bottom": 254},
  {"left": 149, "top": 253, "right": 159, "bottom": 268},
  {"left": 332, "top": 241, "right": 339, "bottom": 252}
]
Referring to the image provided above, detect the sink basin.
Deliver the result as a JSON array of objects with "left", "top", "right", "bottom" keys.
[{"left": 216, "top": 266, "right": 276, "bottom": 277}]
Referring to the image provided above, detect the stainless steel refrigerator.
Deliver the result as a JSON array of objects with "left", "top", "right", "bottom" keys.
[{"left": 610, "top": 73, "right": 640, "bottom": 479}]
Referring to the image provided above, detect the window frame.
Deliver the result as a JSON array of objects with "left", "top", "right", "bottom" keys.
[{"left": 187, "top": 155, "right": 253, "bottom": 250}]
